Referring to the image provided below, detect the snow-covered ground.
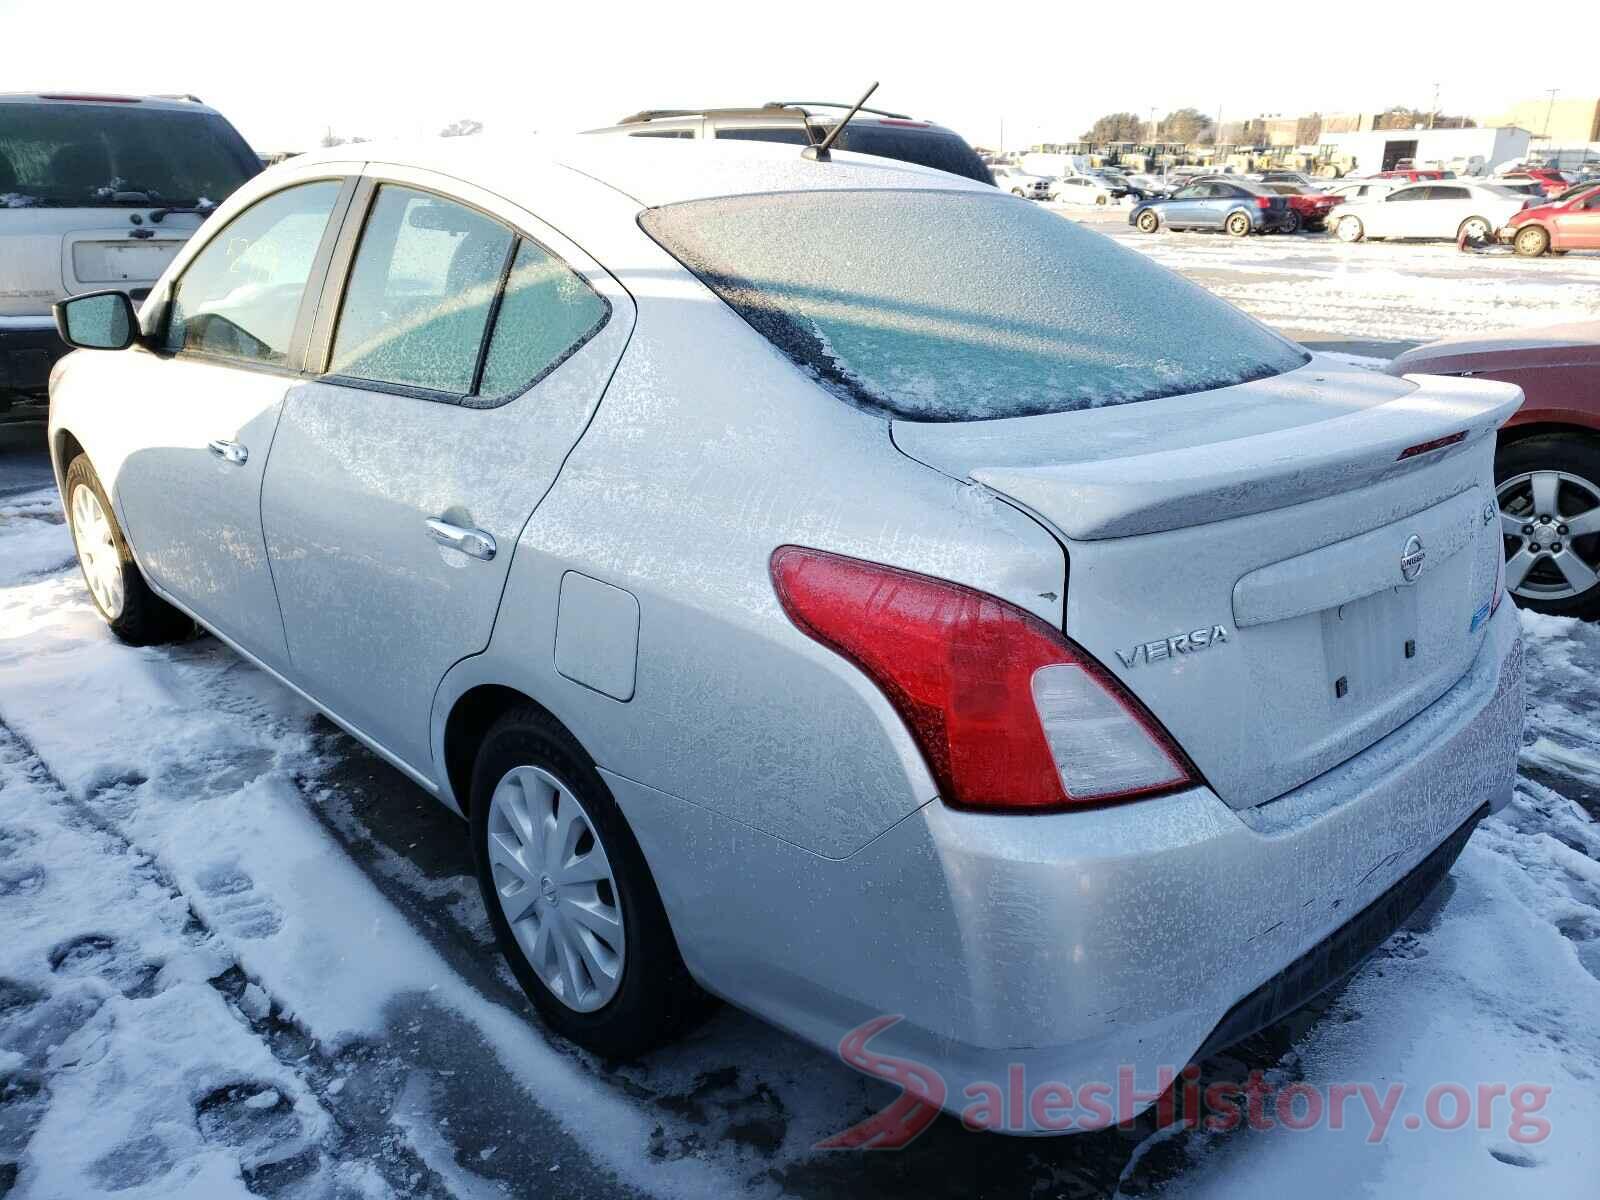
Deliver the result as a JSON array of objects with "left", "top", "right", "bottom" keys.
[{"left": 3, "top": 232, "right": 1600, "bottom": 1198}]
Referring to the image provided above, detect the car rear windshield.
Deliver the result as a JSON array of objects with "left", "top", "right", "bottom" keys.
[
  {"left": 640, "top": 189, "right": 1309, "bottom": 422},
  {"left": 816, "top": 123, "right": 993, "bottom": 184},
  {"left": 0, "top": 102, "right": 256, "bottom": 209}
]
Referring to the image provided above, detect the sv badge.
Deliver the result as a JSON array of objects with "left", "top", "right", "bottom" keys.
[{"left": 1116, "top": 624, "right": 1230, "bottom": 668}]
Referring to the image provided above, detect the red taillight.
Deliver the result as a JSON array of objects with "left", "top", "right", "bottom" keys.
[
  {"left": 1256, "top": 196, "right": 1273, "bottom": 210},
  {"left": 769, "top": 546, "right": 1197, "bottom": 812}
]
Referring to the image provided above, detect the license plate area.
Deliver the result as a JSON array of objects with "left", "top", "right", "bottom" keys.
[
  {"left": 70, "top": 240, "right": 182, "bottom": 284},
  {"left": 1320, "top": 585, "right": 1421, "bottom": 700}
]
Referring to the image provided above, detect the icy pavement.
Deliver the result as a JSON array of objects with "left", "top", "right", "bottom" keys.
[
  {"left": 2, "top": 478, "right": 1600, "bottom": 1197},
  {"left": 1058, "top": 205, "right": 1600, "bottom": 353}
]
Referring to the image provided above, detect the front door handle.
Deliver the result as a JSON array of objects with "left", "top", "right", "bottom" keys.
[
  {"left": 426, "top": 517, "right": 496, "bottom": 562},
  {"left": 207, "top": 438, "right": 248, "bottom": 465}
]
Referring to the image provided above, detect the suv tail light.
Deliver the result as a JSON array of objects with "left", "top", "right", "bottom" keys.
[{"left": 769, "top": 546, "right": 1197, "bottom": 812}]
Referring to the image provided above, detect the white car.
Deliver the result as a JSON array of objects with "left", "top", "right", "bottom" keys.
[
  {"left": 1332, "top": 181, "right": 1530, "bottom": 243},
  {"left": 1324, "top": 179, "right": 1403, "bottom": 208},
  {"left": 1049, "top": 173, "right": 1119, "bottom": 205},
  {"left": 990, "top": 165, "right": 1051, "bottom": 199}
]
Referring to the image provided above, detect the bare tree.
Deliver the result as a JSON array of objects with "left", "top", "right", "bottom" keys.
[
  {"left": 1157, "top": 108, "right": 1215, "bottom": 144},
  {"left": 1081, "top": 112, "right": 1146, "bottom": 143}
]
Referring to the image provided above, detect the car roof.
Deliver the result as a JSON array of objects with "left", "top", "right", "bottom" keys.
[
  {"left": 288, "top": 134, "right": 993, "bottom": 209},
  {"left": 0, "top": 91, "right": 224, "bottom": 116}
]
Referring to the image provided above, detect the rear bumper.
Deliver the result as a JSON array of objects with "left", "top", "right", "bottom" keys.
[
  {"left": 0, "top": 315, "right": 67, "bottom": 409},
  {"left": 612, "top": 601, "right": 1523, "bottom": 1135}
]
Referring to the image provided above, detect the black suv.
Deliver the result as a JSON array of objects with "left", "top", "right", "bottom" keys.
[{"left": 585, "top": 101, "right": 993, "bottom": 185}]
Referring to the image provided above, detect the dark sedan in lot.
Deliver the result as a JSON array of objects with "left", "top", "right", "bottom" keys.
[
  {"left": 1130, "top": 178, "right": 1293, "bottom": 236},
  {"left": 1388, "top": 322, "right": 1600, "bottom": 617}
]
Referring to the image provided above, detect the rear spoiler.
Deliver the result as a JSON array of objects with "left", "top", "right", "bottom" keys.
[{"left": 971, "top": 376, "right": 1524, "bottom": 541}]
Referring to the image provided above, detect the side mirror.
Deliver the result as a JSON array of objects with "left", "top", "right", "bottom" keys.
[{"left": 53, "top": 290, "right": 139, "bottom": 351}]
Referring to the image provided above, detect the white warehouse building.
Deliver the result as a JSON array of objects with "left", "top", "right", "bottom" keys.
[{"left": 1322, "top": 126, "right": 1532, "bottom": 176}]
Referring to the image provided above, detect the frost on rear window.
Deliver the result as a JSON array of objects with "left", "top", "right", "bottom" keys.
[{"left": 640, "top": 190, "right": 1308, "bottom": 422}]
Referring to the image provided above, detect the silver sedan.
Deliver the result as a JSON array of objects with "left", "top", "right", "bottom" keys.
[{"left": 48, "top": 136, "right": 1523, "bottom": 1133}]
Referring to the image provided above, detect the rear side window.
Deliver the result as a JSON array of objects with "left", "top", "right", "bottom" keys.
[
  {"left": 330, "top": 187, "right": 514, "bottom": 393},
  {"left": 641, "top": 189, "right": 1308, "bottom": 422},
  {"left": 479, "top": 240, "right": 609, "bottom": 396},
  {"left": 165, "top": 180, "right": 341, "bottom": 365},
  {"left": 821, "top": 125, "right": 993, "bottom": 184},
  {"left": 0, "top": 102, "right": 255, "bottom": 209},
  {"left": 1430, "top": 186, "right": 1470, "bottom": 200},
  {"left": 714, "top": 126, "right": 813, "bottom": 146},
  {"left": 629, "top": 129, "right": 693, "bottom": 139},
  {"left": 329, "top": 185, "right": 608, "bottom": 402}
]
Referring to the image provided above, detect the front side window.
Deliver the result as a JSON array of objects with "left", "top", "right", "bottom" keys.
[
  {"left": 329, "top": 186, "right": 514, "bottom": 394},
  {"left": 164, "top": 180, "right": 342, "bottom": 365},
  {"left": 641, "top": 189, "right": 1307, "bottom": 423},
  {"left": 1387, "top": 188, "right": 1426, "bottom": 202}
]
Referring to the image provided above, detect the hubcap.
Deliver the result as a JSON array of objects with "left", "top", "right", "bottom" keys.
[
  {"left": 69, "top": 484, "right": 124, "bottom": 619},
  {"left": 1497, "top": 470, "right": 1600, "bottom": 601},
  {"left": 486, "top": 765, "right": 625, "bottom": 1013}
]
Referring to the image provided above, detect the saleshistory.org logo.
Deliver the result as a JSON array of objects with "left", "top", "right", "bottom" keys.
[{"left": 815, "top": 1017, "right": 1553, "bottom": 1150}]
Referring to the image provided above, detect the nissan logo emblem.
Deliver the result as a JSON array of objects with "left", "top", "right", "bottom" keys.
[{"left": 1401, "top": 534, "right": 1427, "bottom": 583}]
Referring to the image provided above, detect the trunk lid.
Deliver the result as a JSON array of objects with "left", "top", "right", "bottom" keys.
[
  {"left": 893, "top": 357, "right": 1521, "bottom": 808},
  {"left": 0, "top": 207, "right": 202, "bottom": 317}
]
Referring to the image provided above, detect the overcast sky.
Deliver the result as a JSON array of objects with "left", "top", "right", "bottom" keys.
[{"left": 5, "top": 1, "right": 1596, "bottom": 152}]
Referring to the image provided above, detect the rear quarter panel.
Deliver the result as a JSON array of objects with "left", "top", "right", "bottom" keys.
[{"left": 435, "top": 211, "right": 1069, "bottom": 859}]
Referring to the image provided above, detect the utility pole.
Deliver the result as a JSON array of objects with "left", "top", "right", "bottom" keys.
[
  {"left": 1544, "top": 89, "right": 1559, "bottom": 138},
  {"left": 1429, "top": 83, "right": 1439, "bottom": 129}
]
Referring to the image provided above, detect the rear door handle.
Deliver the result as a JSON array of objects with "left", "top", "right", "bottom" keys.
[
  {"left": 207, "top": 438, "right": 248, "bottom": 465},
  {"left": 426, "top": 517, "right": 496, "bottom": 561}
]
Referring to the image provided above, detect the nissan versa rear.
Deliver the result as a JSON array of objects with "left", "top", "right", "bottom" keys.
[{"left": 47, "top": 139, "right": 1524, "bottom": 1135}]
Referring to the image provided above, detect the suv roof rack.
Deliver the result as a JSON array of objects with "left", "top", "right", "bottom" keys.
[
  {"left": 766, "top": 100, "right": 913, "bottom": 120},
  {"left": 617, "top": 99, "right": 914, "bottom": 126}
]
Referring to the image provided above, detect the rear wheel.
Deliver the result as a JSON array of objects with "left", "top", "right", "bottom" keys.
[
  {"left": 1458, "top": 215, "right": 1492, "bottom": 243},
  {"left": 1010, "top": 187, "right": 1026, "bottom": 197},
  {"left": 470, "top": 707, "right": 707, "bottom": 1058},
  {"left": 1279, "top": 210, "right": 1302, "bottom": 235},
  {"left": 1336, "top": 214, "right": 1365, "bottom": 242},
  {"left": 1513, "top": 225, "right": 1551, "bottom": 257},
  {"left": 1225, "top": 211, "right": 1252, "bottom": 237},
  {"left": 1495, "top": 435, "right": 1600, "bottom": 619},
  {"left": 63, "top": 454, "right": 192, "bottom": 645},
  {"left": 1135, "top": 209, "right": 1160, "bottom": 233}
]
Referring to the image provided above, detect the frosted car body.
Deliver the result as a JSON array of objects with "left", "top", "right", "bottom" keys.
[{"left": 48, "top": 137, "right": 1524, "bottom": 1133}]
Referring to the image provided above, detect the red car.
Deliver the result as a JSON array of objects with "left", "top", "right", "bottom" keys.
[
  {"left": 1265, "top": 184, "right": 1339, "bottom": 232},
  {"left": 1387, "top": 323, "right": 1600, "bottom": 617},
  {"left": 1501, "top": 182, "right": 1600, "bottom": 256}
]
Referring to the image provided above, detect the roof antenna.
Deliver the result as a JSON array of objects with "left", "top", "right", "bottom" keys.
[{"left": 802, "top": 81, "right": 879, "bottom": 163}]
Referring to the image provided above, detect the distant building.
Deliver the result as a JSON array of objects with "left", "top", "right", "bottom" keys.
[
  {"left": 1482, "top": 96, "right": 1600, "bottom": 144},
  {"left": 1320, "top": 126, "right": 1531, "bottom": 175}
]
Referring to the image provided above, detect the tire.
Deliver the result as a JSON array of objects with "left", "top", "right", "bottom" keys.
[
  {"left": 1280, "top": 210, "right": 1302, "bottom": 235},
  {"left": 1494, "top": 434, "right": 1600, "bottom": 620},
  {"left": 1513, "top": 226, "right": 1550, "bottom": 257},
  {"left": 1135, "top": 209, "right": 1160, "bottom": 233},
  {"left": 1225, "top": 211, "right": 1252, "bottom": 237},
  {"left": 1458, "top": 215, "right": 1492, "bottom": 243},
  {"left": 470, "top": 707, "right": 707, "bottom": 1058},
  {"left": 62, "top": 454, "right": 192, "bottom": 645},
  {"left": 1336, "top": 214, "right": 1365, "bottom": 243},
  {"left": 1095, "top": 194, "right": 1108, "bottom": 206},
  {"left": 1011, "top": 187, "right": 1025, "bottom": 197}
]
